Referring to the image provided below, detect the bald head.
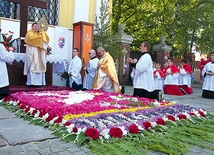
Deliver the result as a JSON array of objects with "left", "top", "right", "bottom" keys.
[{"left": 88, "top": 49, "right": 96, "bottom": 58}]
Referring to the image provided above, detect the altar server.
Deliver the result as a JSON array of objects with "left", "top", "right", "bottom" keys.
[
  {"left": 153, "top": 63, "right": 164, "bottom": 91},
  {"left": 0, "top": 44, "right": 14, "bottom": 99},
  {"left": 164, "top": 58, "right": 184, "bottom": 96},
  {"left": 198, "top": 56, "right": 210, "bottom": 80},
  {"left": 178, "top": 58, "right": 193, "bottom": 94},
  {"left": 68, "top": 48, "right": 83, "bottom": 90},
  {"left": 127, "top": 41, "right": 159, "bottom": 99},
  {"left": 202, "top": 52, "right": 214, "bottom": 99}
]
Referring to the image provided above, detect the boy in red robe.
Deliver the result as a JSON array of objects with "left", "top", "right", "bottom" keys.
[
  {"left": 164, "top": 58, "right": 184, "bottom": 96},
  {"left": 178, "top": 59, "right": 193, "bottom": 94},
  {"left": 154, "top": 63, "right": 164, "bottom": 91}
]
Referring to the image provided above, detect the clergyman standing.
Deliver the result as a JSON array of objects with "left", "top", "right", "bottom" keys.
[{"left": 83, "top": 49, "right": 99, "bottom": 90}]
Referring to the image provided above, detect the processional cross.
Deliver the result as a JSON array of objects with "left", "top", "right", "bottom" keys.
[{"left": 6, "top": 0, "right": 47, "bottom": 52}]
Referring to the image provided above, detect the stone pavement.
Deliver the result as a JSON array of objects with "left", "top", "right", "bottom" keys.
[{"left": 0, "top": 83, "right": 214, "bottom": 155}]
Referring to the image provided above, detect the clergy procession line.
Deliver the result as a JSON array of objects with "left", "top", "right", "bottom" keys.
[
  {"left": 1, "top": 24, "right": 214, "bottom": 154},
  {"left": 151, "top": 52, "right": 214, "bottom": 99},
  {"left": 68, "top": 41, "right": 214, "bottom": 101},
  {"left": 1, "top": 27, "right": 214, "bottom": 100},
  {"left": 0, "top": 21, "right": 213, "bottom": 101}
]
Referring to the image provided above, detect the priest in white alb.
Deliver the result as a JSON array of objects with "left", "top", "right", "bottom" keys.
[{"left": 23, "top": 22, "right": 49, "bottom": 87}]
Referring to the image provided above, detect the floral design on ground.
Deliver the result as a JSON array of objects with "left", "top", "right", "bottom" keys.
[{"left": 2, "top": 90, "right": 208, "bottom": 142}]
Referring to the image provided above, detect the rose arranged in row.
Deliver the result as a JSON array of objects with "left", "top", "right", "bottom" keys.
[
  {"left": 109, "top": 127, "right": 123, "bottom": 138},
  {"left": 156, "top": 118, "right": 166, "bottom": 125},
  {"left": 85, "top": 128, "right": 99, "bottom": 140},
  {"left": 128, "top": 124, "right": 139, "bottom": 134},
  {"left": 143, "top": 122, "right": 152, "bottom": 130}
]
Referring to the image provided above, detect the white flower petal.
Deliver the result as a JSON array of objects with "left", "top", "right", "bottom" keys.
[{"left": 100, "top": 129, "right": 110, "bottom": 139}]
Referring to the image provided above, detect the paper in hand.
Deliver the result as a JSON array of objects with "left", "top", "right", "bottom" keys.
[{"left": 85, "top": 62, "right": 90, "bottom": 68}]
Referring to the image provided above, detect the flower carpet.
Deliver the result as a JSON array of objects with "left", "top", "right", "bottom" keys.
[{"left": 1, "top": 89, "right": 214, "bottom": 155}]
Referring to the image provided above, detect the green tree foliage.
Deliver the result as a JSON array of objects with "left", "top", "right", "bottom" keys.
[
  {"left": 112, "top": 0, "right": 214, "bottom": 57},
  {"left": 94, "top": 0, "right": 121, "bottom": 59}
]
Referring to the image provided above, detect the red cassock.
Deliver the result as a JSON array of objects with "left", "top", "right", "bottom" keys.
[
  {"left": 198, "top": 58, "right": 210, "bottom": 80},
  {"left": 179, "top": 85, "right": 193, "bottom": 94},
  {"left": 198, "top": 58, "right": 210, "bottom": 71},
  {"left": 153, "top": 70, "right": 165, "bottom": 78},
  {"left": 164, "top": 65, "right": 184, "bottom": 96}
]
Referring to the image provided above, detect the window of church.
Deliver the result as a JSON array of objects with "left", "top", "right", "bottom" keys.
[
  {"left": 0, "top": 0, "right": 59, "bottom": 26},
  {"left": 0, "top": 0, "right": 13, "bottom": 18}
]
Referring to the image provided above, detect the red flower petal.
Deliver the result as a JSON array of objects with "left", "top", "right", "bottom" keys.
[
  {"left": 189, "top": 112, "right": 196, "bottom": 116},
  {"left": 32, "top": 109, "right": 38, "bottom": 115},
  {"left": 178, "top": 114, "right": 187, "bottom": 120},
  {"left": 109, "top": 127, "right": 123, "bottom": 138},
  {"left": 46, "top": 114, "right": 55, "bottom": 122},
  {"left": 24, "top": 107, "right": 30, "bottom": 113},
  {"left": 129, "top": 124, "right": 139, "bottom": 134},
  {"left": 198, "top": 111, "right": 205, "bottom": 117},
  {"left": 54, "top": 116, "right": 63, "bottom": 123},
  {"left": 73, "top": 127, "right": 78, "bottom": 133},
  {"left": 143, "top": 122, "right": 152, "bottom": 130},
  {"left": 167, "top": 115, "right": 176, "bottom": 122},
  {"left": 3, "top": 96, "right": 11, "bottom": 102},
  {"left": 85, "top": 128, "right": 99, "bottom": 140},
  {"left": 38, "top": 110, "right": 46, "bottom": 117},
  {"left": 19, "top": 104, "right": 27, "bottom": 110},
  {"left": 64, "top": 122, "right": 71, "bottom": 126},
  {"left": 156, "top": 118, "right": 166, "bottom": 125}
]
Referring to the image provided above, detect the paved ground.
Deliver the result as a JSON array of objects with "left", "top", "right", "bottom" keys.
[{"left": 0, "top": 83, "right": 214, "bottom": 155}]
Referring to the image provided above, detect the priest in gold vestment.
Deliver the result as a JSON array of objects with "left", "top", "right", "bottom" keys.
[
  {"left": 93, "top": 47, "right": 121, "bottom": 93},
  {"left": 24, "top": 22, "right": 49, "bottom": 87}
]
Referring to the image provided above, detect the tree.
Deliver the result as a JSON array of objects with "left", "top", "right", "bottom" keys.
[
  {"left": 112, "top": 0, "right": 214, "bottom": 57},
  {"left": 94, "top": 0, "right": 121, "bottom": 58}
]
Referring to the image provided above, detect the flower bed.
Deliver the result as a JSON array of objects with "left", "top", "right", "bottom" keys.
[{"left": 1, "top": 90, "right": 214, "bottom": 155}]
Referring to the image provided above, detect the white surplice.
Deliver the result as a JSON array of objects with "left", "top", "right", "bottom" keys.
[
  {"left": 202, "top": 62, "right": 214, "bottom": 91},
  {"left": 0, "top": 44, "right": 14, "bottom": 88},
  {"left": 83, "top": 58, "right": 99, "bottom": 90},
  {"left": 178, "top": 68, "right": 192, "bottom": 87},
  {"left": 154, "top": 71, "right": 164, "bottom": 90},
  {"left": 133, "top": 53, "right": 155, "bottom": 92},
  {"left": 68, "top": 55, "right": 82, "bottom": 86},
  {"left": 164, "top": 68, "right": 180, "bottom": 85}
]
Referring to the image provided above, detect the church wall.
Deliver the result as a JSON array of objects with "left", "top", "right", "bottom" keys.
[
  {"left": 73, "top": 0, "right": 90, "bottom": 23},
  {"left": 58, "top": 0, "right": 75, "bottom": 28},
  {"left": 58, "top": 0, "right": 112, "bottom": 28},
  {"left": 88, "top": 0, "right": 96, "bottom": 23}
]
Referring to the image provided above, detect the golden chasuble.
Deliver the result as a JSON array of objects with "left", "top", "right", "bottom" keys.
[
  {"left": 25, "top": 30, "right": 49, "bottom": 48},
  {"left": 93, "top": 52, "right": 121, "bottom": 93}
]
